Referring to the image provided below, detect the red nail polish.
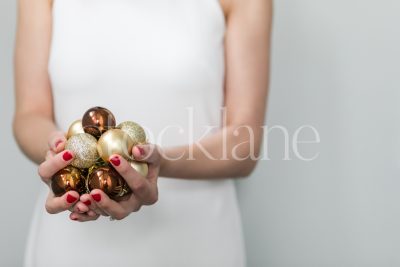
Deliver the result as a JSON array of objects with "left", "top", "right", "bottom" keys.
[
  {"left": 110, "top": 156, "right": 120, "bottom": 166},
  {"left": 83, "top": 200, "right": 91, "bottom": 206},
  {"left": 92, "top": 194, "right": 101, "bottom": 202},
  {"left": 66, "top": 194, "right": 77, "bottom": 203},
  {"left": 55, "top": 140, "right": 63, "bottom": 148},
  {"left": 138, "top": 147, "right": 145, "bottom": 156},
  {"left": 72, "top": 217, "right": 78, "bottom": 221},
  {"left": 63, "top": 151, "right": 73, "bottom": 161}
]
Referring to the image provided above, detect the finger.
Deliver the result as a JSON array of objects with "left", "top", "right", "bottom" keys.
[
  {"left": 48, "top": 131, "right": 67, "bottom": 152},
  {"left": 132, "top": 144, "right": 161, "bottom": 164},
  {"left": 87, "top": 210, "right": 98, "bottom": 217},
  {"left": 109, "top": 155, "right": 155, "bottom": 202},
  {"left": 90, "top": 189, "right": 129, "bottom": 220},
  {"left": 38, "top": 150, "right": 74, "bottom": 182},
  {"left": 45, "top": 150, "right": 55, "bottom": 161},
  {"left": 45, "top": 191, "right": 79, "bottom": 214},
  {"left": 80, "top": 193, "right": 108, "bottom": 216},
  {"left": 73, "top": 201, "right": 90, "bottom": 214},
  {"left": 70, "top": 212, "right": 100, "bottom": 222}
]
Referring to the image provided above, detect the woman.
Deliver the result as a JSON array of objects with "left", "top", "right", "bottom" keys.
[{"left": 13, "top": 0, "right": 271, "bottom": 266}]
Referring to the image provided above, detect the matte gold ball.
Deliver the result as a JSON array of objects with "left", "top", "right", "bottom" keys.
[
  {"left": 129, "top": 161, "right": 149, "bottom": 177},
  {"left": 87, "top": 166, "right": 131, "bottom": 199},
  {"left": 51, "top": 166, "right": 86, "bottom": 197},
  {"left": 117, "top": 121, "right": 146, "bottom": 145},
  {"left": 82, "top": 106, "right": 116, "bottom": 138},
  {"left": 66, "top": 119, "right": 84, "bottom": 139},
  {"left": 65, "top": 133, "right": 99, "bottom": 168},
  {"left": 97, "top": 129, "right": 134, "bottom": 162}
]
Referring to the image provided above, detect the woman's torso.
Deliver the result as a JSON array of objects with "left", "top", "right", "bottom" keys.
[{"left": 25, "top": 0, "right": 246, "bottom": 266}]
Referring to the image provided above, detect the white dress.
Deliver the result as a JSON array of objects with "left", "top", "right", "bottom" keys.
[{"left": 24, "top": 0, "right": 246, "bottom": 266}]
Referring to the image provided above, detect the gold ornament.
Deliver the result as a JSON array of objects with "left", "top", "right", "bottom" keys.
[
  {"left": 65, "top": 133, "right": 99, "bottom": 168},
  {"left": 97, "top": 129, "right": 134, "bottom": 162},
  {"left": 87, "top": 166, "right": 131, "bottom": 200},
  {"left": 129, "top": 161, "right": 149, "bottom": 177},
  {"left": 117, "top": 121, "right": 147, "bottom": 145},
  {"left": 66, "top": 119, "right": 84, "bottom": 139},
  {"left": 51, "top": 166, "right": 86, "bottom": 197}
]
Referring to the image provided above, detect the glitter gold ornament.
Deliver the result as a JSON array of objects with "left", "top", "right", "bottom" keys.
[
  {"left": 97, "top": 129, "right": 134, "bottom": 162},
  {"left": 82, "top": 106, "right": 116, "bottom": 138},
  {"left": 51, "top": 166, "right": 86, "bottom": 197},
  {"left": 66, "top": 119, "right": 85, "bottom": 139},
  {"left": 87, "top": 166, "right": 131, "bottom": 199},
  {"left": 129, "top": 161, "right": 149, "bottom": 177},
  {"left": 117, "top": 121, "right": 146, "bottom": 145},
  {"left": 66, "top": 133, "right": 99, "bottom": 168}
]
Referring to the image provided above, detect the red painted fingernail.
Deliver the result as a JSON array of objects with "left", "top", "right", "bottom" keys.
[
  {"left": 55, "top": 140, "right": 63, "bottom": 148},
  {"left": 66, "top": 194, "right": 77, "bottom": 203},
  {"left": 72, "top": 217, "right": 78, "bottom": 221},
  {"left": 63, "top": 151, "right": 73, "bottom": 161},
  {"left": 83, "top": 200, "right": 91, "bottom": 206},
  {"left": 137, "top": 147, "right": 145, "bottom": 156},
  {"left": 110, "top": 156, "right": 120, "bottom": 166},
  {"left": 92, "top": 193, "right": 101, "bottom": 202}
]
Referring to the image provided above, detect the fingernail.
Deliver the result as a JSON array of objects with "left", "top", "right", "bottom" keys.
[
  {"left": 55, "top": 140, "right": 63, "bottom": 148},
  {"left": 137, "top": 147, "right": 145, "bottom": 156},
  {"left": 83, "top": 200, "right": 91, "bottom": 206},
  {"left": 72, "top": 217, "right": 78, "bottom": 221},
  {"left": 63, "top": 151, "right": 73, "bottom": 161},
  {"left": 66, "top": 194, "right": 77, "bottom": 203},
  {"left": 110, "top": 156, "right": 120, "bottom": 166},
  {"left": 92, "top": 193, "right": 101, "bottom": 202}
]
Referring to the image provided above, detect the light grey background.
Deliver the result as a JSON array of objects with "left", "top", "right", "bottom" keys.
[{"left": 1, "top": 0, "right": 400, "bottom": 266}]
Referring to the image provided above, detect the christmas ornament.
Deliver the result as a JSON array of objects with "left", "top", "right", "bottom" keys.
[
  {"left": 66, "top": 119, "right": 84, "bottom": 139},
  {"left": 82, "top": 106, "right": 116, "bottom": 138},
  {"left": 51, "top": 166, "right": 86, "bottom": 197},
  {"left": 97, "top": 129, "right": 134, "bottom": 162},
  {"left": 117, "top": 121, "right": 146, "bottom": 145},
  {"left": 87, "top": 166, "right": 131, "bottom": 199},
  {"left": 129, "top": 161, "right": 149, "bottom": 177},
  {"left": 65, "top": 133, "right": 99, "bottom": 168}
]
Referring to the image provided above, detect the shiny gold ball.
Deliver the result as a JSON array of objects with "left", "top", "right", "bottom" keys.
[
  {"left": 65, "top": 133, "right": 99, "bottom": 168},
  {"left": 129, "top": 161, "right": 149, "bottom": 177},
  {"left": 51, "top": 166, "right": 86, "bottom": 197},
  {"left": 87, "top": 166, "right": 131, "bottom": 199},
  {"left": 97, "top": 129, "right": 134, "bottom": 162},
  {"left": 82, "top": 106, "right": 116, "bottom": 138},
  {"left": 117, "top": 121, "right": 146, "bottom": 145},
  {"left": 66, "top": 119, "right": 85, "bottom": 139}
]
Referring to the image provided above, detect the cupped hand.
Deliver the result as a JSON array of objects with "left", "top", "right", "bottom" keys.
[
  {"left": 72, "top": 144, "right": 161, "bottom": 221},
  {"left": 38, "top": 132, "right": 99, "bottom": 221}
]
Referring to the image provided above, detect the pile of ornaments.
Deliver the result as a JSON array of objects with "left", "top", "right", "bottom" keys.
[{"left": 51, "top": 106, "right": 148, "bottom": 200}]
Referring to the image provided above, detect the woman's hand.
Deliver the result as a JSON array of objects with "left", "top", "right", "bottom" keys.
[
  {"left": 38, "top": 132, "right": 99, "bottom": 220},
  {"left": 72, "top": 144, "right": 161, "bottom": 221}
]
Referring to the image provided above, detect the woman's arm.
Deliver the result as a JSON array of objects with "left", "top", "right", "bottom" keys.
[
  {"left": 159, "top": 0, "right": 272, "bottom": 179},
  {"left": 13, "top": 0, "right": 61, "bottom": 164}
]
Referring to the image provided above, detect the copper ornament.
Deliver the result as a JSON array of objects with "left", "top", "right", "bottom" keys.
[
  {"left": 65, "top": 133, "right": 99, "bottom": 168},
  {"left": 82, "top": 106, "right": 116, "bottom": 138},
  {"left": 129, "top": 161, "right": 149, "bottom": 177},
  {"left": 97, "top": 129, "right": 134, "bottom": 162},
  {"left": 87, "top": 166, "right": 131, "bottom": 199},
  {"left": 66, "top": 119, "right": 85, "bottom": 139},
  {"left": 51, "top": 166, "right": 86, "bottom": 197},
  {"left": 117, "top": 121, "right": 146, "bottom": 145}
]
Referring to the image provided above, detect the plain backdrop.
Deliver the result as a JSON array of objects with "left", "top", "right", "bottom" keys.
[{"left": 1, "top": 0, "right": 400, "bottom": 266}]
